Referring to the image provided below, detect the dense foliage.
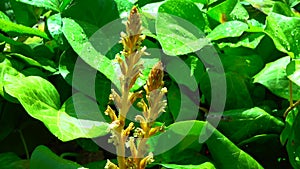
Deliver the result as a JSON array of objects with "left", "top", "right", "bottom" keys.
[{"left": 0, "top": 0, "right": 300, "bottom": 168}]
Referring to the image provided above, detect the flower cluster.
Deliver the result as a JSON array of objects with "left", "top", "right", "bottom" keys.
[{"left": 104, "top": 6, "right": 167, "bottom": 169}]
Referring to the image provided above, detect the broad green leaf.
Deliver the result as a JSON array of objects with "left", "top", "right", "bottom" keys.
[
  {"left": 167, "top": 82, "right": 199, "bottom": 121},
  {"left": 15, "top": 0, "right": 73, "bottom": 12},
  {"left": 220, "top": 54, "right": 264, "bottom": 77},
  {"left": 62, "top": 18, "right": 119, "bottom": 87},
  {"left": 156, "top": 0, "right": 209, "bottom": 56},
  {"left": 59, "top": 49, "right": 111, "bottom": 112},
  {"left": 161, "top": 162, "right": 216, "bottom": 169},
  {"left": 205, "top": 123, "right": 264, "bottom": 169},
  {"left": 62, "top": 18, "right": 156, "bottom": 90},
  {"left": 265, "top": 12, "right": 300, "bottom": 59},
  {"left": 253, "top": 56, "right": 300, "bottom": 100},
  {"left": 4, "top": 76, "right": 109, "bottom": 141},
  {"left": 216, "top": 107, "right": 284, "bottom": 143},
  {"left": 166, "top": 57, "right": 199, "bottom": 91},
  {"left": 200, "top": 71, "right": 253, "bottom": 110},
  {"left": 218, "top": 33, "right": 265, "bottom": 49},
  {"left": 30, "top": 145, "right": 82, "bottom": 169},
  {"left": 0, "top": 19, "right": 49, "bottom": 39},
  {"left": 207, "top": 0, "right": 249, "bottom": 26},
  {"left": 237, "top": 134, "right": 286, "bottom": 169},
  {"left": 63, "top": 0, "right": 119, "bottom": 28},
  {"left": 149, "top": 121, "right": 263, "bottom": 169},
  {"left": 206, "top": 21, "right": 248, "bottom": 41},
  {"left": 286, "top": 59, "right": 300, "bottom": 87},
  {"left": 0, "top": 152, "right": 29, "bottom": 169}
]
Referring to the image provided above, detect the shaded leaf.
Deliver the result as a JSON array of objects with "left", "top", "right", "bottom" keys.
[
  {"left": 216, "top": 107, "right": 284, "bottom": 143},
  {"left": 0, "top": 152, "right": 29, "bottom": 169},
  {"left": 30, "top": 145, "right": 82, "bottom": 169}
]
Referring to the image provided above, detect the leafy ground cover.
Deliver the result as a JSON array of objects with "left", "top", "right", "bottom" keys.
[{"left": 0, "top": 0, "right": 300, "bottom": 168}]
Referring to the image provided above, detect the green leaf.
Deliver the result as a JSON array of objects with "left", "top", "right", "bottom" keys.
[
  {"left": 0, "top": 11, "right": 10, "bottom": 21},
  {"left": 15, "top": 0, "right": 73, "bottom": 12},
  {"left": 253, "top": 56, "right": 300, "bottom": 100},
  {"left": 160, "top": 162, "right": 216, "bottom": 169},
  {"left": 286, "top": 59, "right": 300, "bottom": 87},
  {"left": 10, "top": 0, "right": 38, "bottom": 26},
  {"left": 0, "top": 57, "right": 24, "bottom": 97},
  {"left": 4, "top": 76, "right": 109, "bottom": 141},
  {"left": 62, "top": 0, "right": 119, "bottom": 28},
  {"left": 0, "top": 19, "right": 49, "bottom": 39},
  {"left": 280, "top": 108, "right": 297, "bottom": 144},
  {"left": 149, "top": 121, "right": 263, "bottom": 169},
  {"left": 0, "top": 152, "right": 29, "bottom": 169},
  {"left": 200, "top": 71, "right": 253, "bottom": 110},
  {"left": 47, "top": 13, "right": 64, "bottom": 44},
  {"left": 282, "top": 108, "right": 300, "bottom": 168},
  {"left": 217, "top": 107, "right": 284, "bottom": 143},
  {"left": 207, "top": 0, "right": 249, "bottom": 26},
  {"left": 220, "top": 54, "right": 264, "bottom": 77},
  {"left": 30, "top": 145, "right": 82, "bottom": 169},
  {"left": 114, "top": 0, "right": 135, "bottom": 15},
  {"left": 167, "top": 82, "right": 199, "bottom": 121},
  {"left": 218, "top": 33, "right": 265, "bottom": 49},
  {"left": 206, "top": 21, "right": 248, "bottom": 41},
  {"left": 62, "top": 18, "right": 119, "bottom": 87},
  {"left": 9, "top": 53, "right": 56, "bottom": 73},
  {"left": 265, "top": 12, "right": 300, "bottom": 59},
  {"left": 156, "top": 0, "right": 209, "bottom": 55}
]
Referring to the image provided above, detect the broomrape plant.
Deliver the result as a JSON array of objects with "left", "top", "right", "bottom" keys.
[{"left": 104, "top": 6, "right": 166, "bottom": 169}]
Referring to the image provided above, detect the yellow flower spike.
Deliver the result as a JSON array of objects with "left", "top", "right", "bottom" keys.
[{"left": 145, "top": 61, "right": 164, "bottom": 94}]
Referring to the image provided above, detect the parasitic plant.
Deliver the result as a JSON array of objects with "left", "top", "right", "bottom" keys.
[{"left": 104, "top": 6, "right": 167, "bottom": 169}]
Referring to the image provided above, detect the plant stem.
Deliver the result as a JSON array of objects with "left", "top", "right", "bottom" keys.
[
  {"left": 284, "top": 99, "right": 300, "bottom": 118},
  {"left": 289, "top": 80, "right": 293, "bottom": 107},
  {"left": 18, "top": 129, "right": 29, "bottom": 159}
]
